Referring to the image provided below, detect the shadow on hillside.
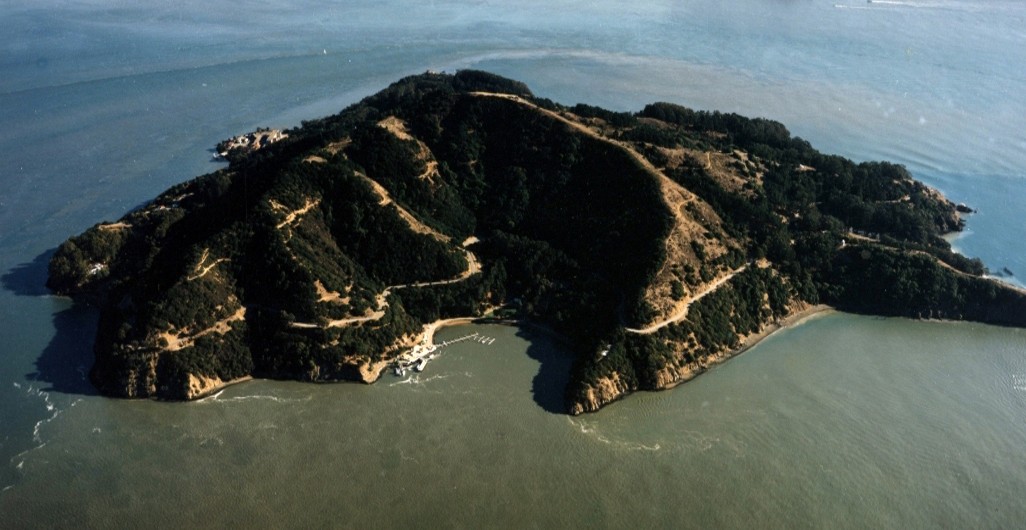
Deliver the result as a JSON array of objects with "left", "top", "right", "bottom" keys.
[
  {"left": 517, "top": 326, "right": 575, "bottom": 414},
  {"left": 2, "top": 248, "right": 99, "bottom": 397}
]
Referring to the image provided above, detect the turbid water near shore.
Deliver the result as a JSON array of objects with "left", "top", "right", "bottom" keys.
[{"left": 3, "top": 319, "right": 1026, "bottom": 528}]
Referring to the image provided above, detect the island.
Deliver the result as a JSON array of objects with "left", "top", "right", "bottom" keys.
[{"left": 47, "top": 70, "right": 1026, "bottom": 413}]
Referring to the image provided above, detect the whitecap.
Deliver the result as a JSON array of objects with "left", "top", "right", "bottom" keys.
[
  {"left": 390, "top": 376, "right": 417, "bottom": 387},
  {"left": 567, "top": 417, "right": 596, "bottom": 435},
  {"left": 218, "top": 394, "right": 311, "bottom": 404},
  {"left": 568, "top": 418, "right": 664, "bottom": 451},
  {"left": 195, "top": 389, "right": 226, "bottom": 403}
]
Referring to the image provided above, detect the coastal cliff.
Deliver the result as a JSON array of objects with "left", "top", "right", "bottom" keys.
[
  {"left": 570, "top": 301, "right": 825, "bottom": 414},
  {"left": 48, "top": 70, "right": 1026, "bottom": 412}
]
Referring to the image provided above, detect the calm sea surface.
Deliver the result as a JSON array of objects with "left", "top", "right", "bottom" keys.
[{"left": 2, "top": 1, "right": 1025, "bottom": 527}]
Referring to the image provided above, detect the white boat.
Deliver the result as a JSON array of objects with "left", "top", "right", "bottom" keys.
[{"left": 414, "top": 358, "right": 428, "bottom": 372}]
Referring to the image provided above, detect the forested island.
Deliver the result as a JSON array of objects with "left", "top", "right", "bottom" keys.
[{"left": 48, "top": 70, "right": 1026, "bottom": 413}]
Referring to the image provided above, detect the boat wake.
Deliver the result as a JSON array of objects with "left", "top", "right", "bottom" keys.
[
  {"left": 567, "top": 417, "right": 749, "bottom": 455},
  {"left": 196, "top": 389, "right": 225, "bottom": 402},
  {"left": 845, "top": 0, "right": 992, "bottom": 12},
  {"left": 5, "top": 385, "right": 82, "bottom": 491},
  {"left": 389, "top": 376, "right": 417, "bottom": 387},
  {"left": 389, "top": 373, "right": 452, "bottom": 388},
  {"left": 196, "top": 392, "right": 312, "bottom": 404},
  {"left": 22, "top": 385, "right": 62, "bottom": 445},
  {"left": 1013, "top": 374, "right": 1026, "bottom": 392},
  {"left": 567, "top": 417, "right": 662, "bottom": 452}
]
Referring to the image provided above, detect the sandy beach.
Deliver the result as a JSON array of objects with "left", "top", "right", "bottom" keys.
[
  {"left": 420, "top": 316, "right": 481, "bottom": 346},
  {"left": 736, "top": 303, "right": 834, "bottom": 356}
]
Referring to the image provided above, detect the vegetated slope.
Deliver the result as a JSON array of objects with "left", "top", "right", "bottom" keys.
[{"left": 49, "top": 70, "right": 1026, "bottom": 411}]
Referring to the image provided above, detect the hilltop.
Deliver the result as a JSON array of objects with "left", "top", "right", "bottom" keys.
[{"left": 48, "top": 70, "right": 1026, "bottom": 412}]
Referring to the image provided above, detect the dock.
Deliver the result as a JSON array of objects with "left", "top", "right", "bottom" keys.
[
  {"left": 437, "top": 332, "right": 496, "bottom": 348},
  {"left": 392, "top": 332, "right": 497, "bottom": 376}
]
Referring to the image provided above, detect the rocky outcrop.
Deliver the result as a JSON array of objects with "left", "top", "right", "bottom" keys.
[
  {"left": 216, "top": 128, "right": 287, "bottom": 161},
  {"left": 185, "top": 374, "right": 252, "bottom": 400},
  {"left": 569, "top": 301, "right": 826, "bottom": 414},
  {"left": 358, "top": 360, "right": 392, "bottom": 384},
  {"left": 114, "top": 352, "right": 159, "bottom": 398}
]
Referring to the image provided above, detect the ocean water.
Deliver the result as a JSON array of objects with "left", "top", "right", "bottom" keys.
[{"left": 2, "top": 1, "right": 1025, "bottom": 527}]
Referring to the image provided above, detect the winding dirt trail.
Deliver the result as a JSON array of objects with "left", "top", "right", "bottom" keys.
[
  {"left": 625, "top": 265, "right": 747, "bottom": 335},
  {"left": 353, "top": 171, "right": 481, "bottom": 289},
  {"left": 271, "top": 198, "right": 321, "bottom": 229},
  {"left": 288, "top": 173, "right": 481, "bottom": 331},
  {"left": 186, "top": 248, "right": 230, "bottom": 282},
  {"left": 846, "top": 233, "right": 1026, "bottom": 296},
  {"left": 159, "top": 307, "right": 247, "bottom": 351},
  {"left": 357, "top": 171, "right": 446, "bottom": 241}
]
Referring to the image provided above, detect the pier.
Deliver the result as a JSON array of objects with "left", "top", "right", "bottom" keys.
[
  {"left": 437, "top": 332, "right": 496, "bottom": 347},
  {"left": 392, "top": 332, "right": 497, "bottom": 376}
]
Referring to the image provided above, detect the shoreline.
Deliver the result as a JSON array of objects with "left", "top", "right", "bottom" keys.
[
  {"left": 417, "top": 315, "right": 574, "bottom": 348},
  {"left": 184, "top": 305, "right": 1013, "bottom": 408},
  {"left": 419, "top": 316, "right": 481, "bottom": 346},
  {"left": 185, "top": 305, "right": 835, "bottom": 402},
  {"left": 656, "top": 303, "right": 834, "bottom": 392},
  {"left": 187, "top": 375, "right": 254, "bottom": 401},
  {"left": 735, "top": 303, "right": 834, "bottom": 359},
  {"left": 362, "top": 316, "right": 484, "bottom": 382}
]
